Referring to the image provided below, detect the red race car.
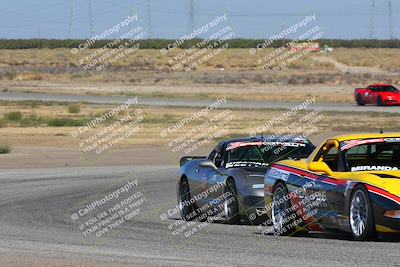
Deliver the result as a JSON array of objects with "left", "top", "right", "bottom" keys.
[{"left": 354, "top": 84, "right": 400, "bottom": 106}]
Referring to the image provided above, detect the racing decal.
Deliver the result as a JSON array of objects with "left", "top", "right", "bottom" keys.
[
  {"left": 384, "top": 138, "right": 400, "bottom": 143},
  {"left": 226, "top": 141, "right": 306, "bottom": 151},
  {"left": 351, "top": 166, "right": 399, "bottom": 172},
  {"left": 268, "top": 167, "right": 290, "bottom": 181},
  {"left": 225, "top": 161, "right": 268, "bottom": 168},
  {"left": 248, "top": 174, "right": 265, "bottom": 178},
  {"left": 252, "top": 184, "right": 264, "bottom": 189},
  {"left": 226, "top": 141, "right": 263, "bottom": 151},
  {"left": 290, "top": 193, "right": 324, "bottom": 231},
  {"left": 272, "top": 164, "right": 347, "bottom": 186},
  {"left": 263, "top": 142, "right": 306, "bottom": 147},
  {"left": 366, "top": 185, "right": 400, "bottom": 206},
  {"left": 340, "top": 138, "right": 384, "bottom": 151}
]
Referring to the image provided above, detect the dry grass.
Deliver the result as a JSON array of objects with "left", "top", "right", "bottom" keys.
[
  {"left": 0, "top": 102, "right": 399, "bottom": 149},
  {"left": 1, "top": 48, "right": 400, "bottom": 104},
  {"left": 332, "top": 48, "right": 400, "bottom": 72},
  {"left": 0, "top": 48, "right": 333, "bottom": 71}
]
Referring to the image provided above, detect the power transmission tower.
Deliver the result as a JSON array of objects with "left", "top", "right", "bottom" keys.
[
  {"left": 88, "top": 0, "right": 94, "bottom": 35},
  {"left": 369, "top": 0, "right": 375, "bottom": 38},
  {"left": 68, "top": 0, "right": 74, "bottom": 39},
  {"left": 130, "top": 0, "right": 134, "bottom": 17},
  {"left": 189, "top": 0, "right": 195, "bottom": 32},
  {"left": 388, "top": 0, "right": 394, "bottom": 39},
  {"left": 147, "top": 0, "right": 153, "bottom": 38}
]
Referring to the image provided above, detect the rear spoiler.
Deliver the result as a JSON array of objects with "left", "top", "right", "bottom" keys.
[{"left": 180, "top": 156, "right": 206, "bottom": 167}]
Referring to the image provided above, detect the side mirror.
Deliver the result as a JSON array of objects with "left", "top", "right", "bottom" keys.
[
  {"left": 199, "top": 160, "right": 218, "bottom": 170},
  {"left": 308, "top": 161, "right": 333, "bottom": 176}
]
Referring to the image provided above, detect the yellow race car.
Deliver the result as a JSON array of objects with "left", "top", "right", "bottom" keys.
[{"left": 264, "top": 133, "right": 400, "bottom": 240}]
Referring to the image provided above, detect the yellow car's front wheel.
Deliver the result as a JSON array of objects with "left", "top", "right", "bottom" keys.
[{"left": 349, "top": 185, "right": 376, "bottom": 241}]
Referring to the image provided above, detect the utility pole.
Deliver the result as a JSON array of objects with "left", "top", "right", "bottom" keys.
[
  {"left": 189, "top": 0, "right": 195, "bottom": 32},
  {"left": 388, "top": 0, "right": 394, "bottom": 39},
  {"left": 68, "top": 0, "right": 74, "bottom": 39},
  {"left": 147, "top": 0, "right": 153, "bottom": 38},
  {"left": 369, "top": 0, "right": 375, "bottom": 38},
  {"left": 130, "top": 0, "right": 134, "bottom": 17},
  {"left": 88, "top": 0, "right": 94, "bottom": 35}
]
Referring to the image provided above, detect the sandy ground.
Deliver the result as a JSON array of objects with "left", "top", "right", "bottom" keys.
[
  {"left": 0, "top": 132, "right": 336, "bottom": 170},
  {"left": 0, "top": 145, "right": 177, "bottom": 169}
]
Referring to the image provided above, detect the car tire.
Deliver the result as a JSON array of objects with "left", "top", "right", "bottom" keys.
[
  {"left": 271, "top": 182, "right": 296, "bottom": 236},
  {"left": 179, "top": 177, "right": 196, "bottom": 221},
  {"left": 377, "top": 96, "right": 384, "bottom": 106},
  {"left": 223, "top": 179, "right": 240, "bottom": 224},
  {"left": 356, "top": 94, "right": 365, "bottom": 106},
  {"left": 349, "top": 185, "right": 376, "bottom": 241}
]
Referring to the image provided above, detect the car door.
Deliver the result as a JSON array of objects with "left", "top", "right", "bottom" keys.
[
  {"left": 364, "top": 86, "right": 374, "bottom": 104},
  {"left": 204, "top": 145, "right": 230, "bottom": 213},
  {"left": 192, "top": 143, "right": 226, "bottom": 210},
  {"left": 307, "top": 140, "right": 347, "bottom": 229}
]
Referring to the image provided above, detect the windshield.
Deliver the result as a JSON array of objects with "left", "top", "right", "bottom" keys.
[
  {"left": 341, "top": 138, "right": 400, "bottom": 172},
  {"left": 373, "top": 86, "right": 398, "bottom": 93},
  {"left": 225, "top": 141, "right": 314, "bottom": 168}
]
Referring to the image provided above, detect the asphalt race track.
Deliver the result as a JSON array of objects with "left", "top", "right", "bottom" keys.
[
  {"left": 1, "top": 92, "right": 400, "bottom": 113},
  {"left": 0, "top": 165, "right": 399, "bottom": 266}
]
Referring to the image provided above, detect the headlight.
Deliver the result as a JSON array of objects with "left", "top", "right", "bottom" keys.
[{"left": 384, "top": 210, "right": 400, "bottom": 219}]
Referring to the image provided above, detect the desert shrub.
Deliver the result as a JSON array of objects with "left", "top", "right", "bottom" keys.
[
  {"left": 68, "top": 104, "right": 81, "bottom": 113},
  {"left": 47, "top": 118, "right": 85, "bottom": 127},
  {"left": 0, "top": 144, "right": 11, "bottom": 154},
  {"left": 19, "top": 115, "right": 46, "bottom": 127},
  {"left": 4, "top": 111, "right": 22, "bottom": 121}
]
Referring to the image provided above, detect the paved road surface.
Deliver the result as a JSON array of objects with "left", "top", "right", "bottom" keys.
[
  {"left": 0, "top": 165, "right": 399, "bottom": 266},
  {"left": 1, "top": 92, "right": 400, "bottom": 113}
]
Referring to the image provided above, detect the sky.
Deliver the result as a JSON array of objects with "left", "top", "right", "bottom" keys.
[{"left": 0, "top": 0, "right": 398, "bottom": 40}]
